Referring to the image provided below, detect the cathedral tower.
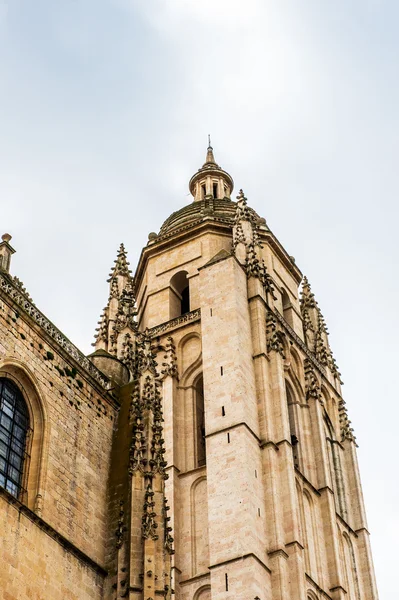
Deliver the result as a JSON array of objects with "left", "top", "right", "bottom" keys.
[
  {"left": 93, "top": 142, "right": 378, "bottom": 600},
  {"left": 0, "top": 144, "right": 378, "bottom": 600}
]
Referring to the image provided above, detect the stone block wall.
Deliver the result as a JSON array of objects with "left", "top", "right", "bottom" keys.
[
  {"left": 0, "top": 291, "right": 118, "bottom": 596},
  {"left": 0, "top": 494, "right": 105, "bottom": 600}
]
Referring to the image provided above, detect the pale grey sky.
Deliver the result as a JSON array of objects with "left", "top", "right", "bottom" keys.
[{"left": 1, "top": 1, "right": 398, "bottom": 596}]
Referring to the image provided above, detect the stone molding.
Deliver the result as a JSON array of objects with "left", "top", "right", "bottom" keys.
[
  {"left": 148, "top": 308, "right": 201, "bottom": 338},
  {"left": 0, "top": 273, "right": 112, "bottom": 390},
  {"left": 208, "top": 552, "right": 272, "bottom": 575}
]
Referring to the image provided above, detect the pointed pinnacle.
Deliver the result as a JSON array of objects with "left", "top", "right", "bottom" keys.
[
  {"left": 205, "top": 136, "right": 216, "bottom": 165},
  {"left": 108, "top": 243, "right": 132, "bottom": 280}
]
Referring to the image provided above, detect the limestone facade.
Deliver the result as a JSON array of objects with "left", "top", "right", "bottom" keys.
[{"left": 0, "top": 147, "right": 378, "bottom": 599}]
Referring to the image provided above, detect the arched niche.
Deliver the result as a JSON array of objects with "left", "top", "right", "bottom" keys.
[
  {"left": 343, "top": 531, "right": 361, "bottom": 599},
  {"left": 0, "top": 359, "right": 49, "bottom": 515},
  {"left": 178, "top": 339, "right": 204, "bottom": 471},
  {"left": 194, "top": 374, "right": 206, "bottom": 468},
  {"left": 303, "top": 489, "right": 320, "bottom": 583},
  {"left": 193, "top": 585, "right": 211, "bottom": 600},
  {"left": 281, "top": 287, "right": 294, "bottom": 327},
  {"left": 289, "top": 347, "right": 303, "bottom": 382},
  {"left": 179, "top": 332, "right": 202, "bottom": 379},
  {"left": 170, "top": 270, "right": 190, "bottom": 319},
  {"left": 191, "top": 477, "right": 209, "bottom": 577},
  {"left": 324, "top": 417, "right": 347, "bottom": 518},
  {"left": 321, "top": 386, "right": 337, "bottom": 429}
]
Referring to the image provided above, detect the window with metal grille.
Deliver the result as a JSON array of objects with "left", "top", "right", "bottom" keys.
[{"left": 0, "top": 378, "right": 30, "bottom": 498}]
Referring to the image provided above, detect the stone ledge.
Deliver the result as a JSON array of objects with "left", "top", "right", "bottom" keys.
[
  {"left": 179, "top": 572, "right": 210, "bottom": 586},
  {"left": 209, "top": 552, "right": 271, "bottom": 575},
  {"left": 305, "top": 573, "right": 334, "bottom": 599},
  {"left": 205, "top": 421, "right": 260, "bottom": 443},
  {"left": 149, "top": 308, "right": 201, "bottom": 338}
]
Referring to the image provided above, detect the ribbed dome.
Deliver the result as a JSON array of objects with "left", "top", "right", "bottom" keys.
[{"left": 158, "top": 197, "right": 260, "bottom": 238}]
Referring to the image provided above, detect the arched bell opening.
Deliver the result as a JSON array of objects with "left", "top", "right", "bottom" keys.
[{"left": 169, "top": 270, "right": 190, "bottom": 319}]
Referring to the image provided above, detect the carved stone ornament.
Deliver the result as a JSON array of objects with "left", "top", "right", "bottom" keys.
[
  {"left": 160, "top": 336, "right": 178, "bottom": 380},
  {"left": 245, "top": 244, "right": 277, "bottom": 299},
  {"left": 233, "top": 189, "right": 254, "bottom": 226},
  {"left": 304, "top": 359, "right": 322, "bottom": 403},
  {"left": 0, "top": 273, "right": 112, "bottom": 390},
  {"left": 129, "top": 332, "right": 168, "bottom": 480},
  {"left": 302, "top": 307, "right": 314, "bottom": 333},
  {"left": 107, "top": 242, "right": 132, "bottom": 280},
  {"left": 266, "top": 311, "right": 285, "bottom": 358},
  {"left": 121, "top": 332, "right": 135, "bottom": 372},
  {"left": 148, "top": 308, "right": 201, "bottom": 338},
  {"left": 232, "top": 190, "right": 276, "bottom": 299},
  {"left": 338, "top": 398, "right": 356, "bottom": 444},
  {"left": 300, "top": 276, "right": 317, "bottom": 310},
  {"left": 300, "top": 276, "right": 343, "bottom": 385},
  {"left": 109, "top": 277, "right": 119, "bottom": 300},
  {"left": 129, "top": 381, "right": 147, "bottom": 475},
  {"left": 12, "top": 276, "right": 34, "bottom": 304},
  {"left": 163, "top": 497, "right": 174, "bottom": 555},
  {"left": 233, "top": 220, "right": 246, "bottom": 248},
  {"left": 315, "top": 329, "right": 330, "bottom": 367},
  {"left": 136, "top": 331, "right": 158, "bottom": 375},
  {"left": 94, "top": 307, "right": 109, "bottom": 344},
  {"left": 142, "top": 483, "right": 159, "bottom": 540},
  {"left": 115, "top": 500, "right": 125, "bottom": 549}
]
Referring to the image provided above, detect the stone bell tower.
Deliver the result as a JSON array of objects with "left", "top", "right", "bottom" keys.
[{"left": 94, "top": 142, "right": 378, "bottom": 600}]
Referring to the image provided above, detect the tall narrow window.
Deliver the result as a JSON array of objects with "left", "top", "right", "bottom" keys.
[
  {"left": 286, "top": 381, "right": 300, "bottom": 468},
  {"left": 213, "top": 182, "right": 218, "bottom": 199},
  {"left": 201, "top": 184, "right": 206, "bottom": 199},
  {"left": 0, "top": 378, "right": 30, "bottom": 498},
  {"left": 195, "top": 375, "right": 206, "bottom": 467},
  {"left": 169, "top": 271, "right": 190, "bottom": 319}
]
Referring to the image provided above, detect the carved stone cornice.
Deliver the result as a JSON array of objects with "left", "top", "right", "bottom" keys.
[
  {"left": 148, "top": 308, "right": 201, "bottom": 338},
  {"left": 0, "top": 273, "right": 112, "bottom": 390}
]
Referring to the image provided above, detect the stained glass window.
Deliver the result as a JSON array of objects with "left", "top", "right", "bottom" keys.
[{"left": 0, "top": 378, "right": 29, "bottom": 498}]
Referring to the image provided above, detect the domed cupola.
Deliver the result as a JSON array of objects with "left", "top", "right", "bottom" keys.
[{"left": 189, "top": 137, "right": 234, "bottom": 201}]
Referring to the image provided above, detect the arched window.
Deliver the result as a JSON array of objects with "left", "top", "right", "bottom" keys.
[
  {"left": 195, "top": 375, "right": 206, "bottom": 467},
  {"left": 169, "top": 271, "right": 190, "bottom": 319},
  {"left": 0, "top": 378, "right": 30, "bottom": 498},
  {"left": 286, "top": 381, "right": 300, "bottom": 468}
]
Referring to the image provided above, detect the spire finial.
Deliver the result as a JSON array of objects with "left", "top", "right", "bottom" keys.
[{"left": 205, "top": 135, "right": 216, "bottom": 164}]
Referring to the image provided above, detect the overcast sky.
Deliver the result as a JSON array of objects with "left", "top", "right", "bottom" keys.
[{"left": 1, "top": 1, "right": 397, "bottom": 596}]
